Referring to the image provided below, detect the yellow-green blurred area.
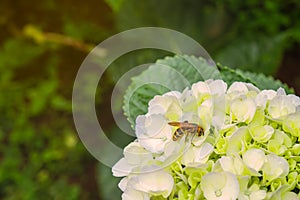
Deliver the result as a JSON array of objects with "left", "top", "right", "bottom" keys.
[{"left": 1, "top": 0, "right": 300, "bottom": 199}]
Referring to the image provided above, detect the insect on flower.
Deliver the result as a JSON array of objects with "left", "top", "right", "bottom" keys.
[{"left": 168, "top": 121, "right": 204, "bottom": 141}]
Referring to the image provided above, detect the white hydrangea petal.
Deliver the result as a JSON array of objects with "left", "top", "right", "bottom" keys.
[
  {"left": 131, "top": 168, "right": 174, "bottom": 198},
  {"left": 191, "top": 81, "right": 210, "bottom": 97},
  {"left": 119, "top": 177, "right": 128, "bottom": 192},
  {"left": 135, "top": 114, "right": 173, "bottom": 153},
  {"left": 250, "top": 125, "right": 274, "bottom": 143},
  {"left": 231, "top": 96, "right": 256, "bottom": 123},
  {"left": 138, "top": 137, "right": 170, "bottom": 154},
  {"left": 148, "top": 94, "right": 183, "bottom": 121},
  {"left": 277, "top": 87, "right": 286, "bottom": 95},
  {"left": 136, "top": 115, "right": 146, "bottom": 137},
  {"left": 212, "top": 97, "right": 226, "bottom": 129},
  {"left": 227, "top": 127, "right": 250, "bottom": 154},
  {"left": 180, "top": 89, "right": 198, "bottom": 112},
  {"left": 124, "top": 141, "right": 153, "bottom": 165},
  {"left": 198, "top": 100, "right": 213, "bottom": 130},
  {"left": 163, "top": 140, "right": 183, "bottom": 157},
  {"left": 148, "top": 95, "right": 175, "bottom": 114},
  {"left": 287, "top": 94, "right": 300, "bottom": 107},
  {"left": 283, "top": 112, "right": 300, "bottom": 137},
  {"left": 112, "top": 158, "right": 135, "bottom": 177},
  {"left": 255, "top": 90, "right": 277, "bottom": 108},
  {"left": 164, "top": 90, "right": 182, "bottom": 98},
  {"left": 201, "top": 172, "right": 239, "bottom": 200},
  {"left": 165, "top": 101, "right": 182, "bottom": 121},
  {"left": 136, "top": 114, "right": 164, "bottom": 139},
  {"left": 227, "top": 82, "right": 249, "bottom": 100},
  {"left": 245, "top": 83, "right": 260, "bottom": 93},
  {"left": 262, "top": 154, "right": 289, "bottom": 181},
  {"left": 282, "top": 192, "right": 299, "bottom": 200},
  {"left": 122, "top": 188, "right": 150, "bottom": 200},
  {"left": 208, "top": 79, "right": 227, "bottom": 95},
  {"left": 144, "top": 114, "right": 168, "bottom": 138},
  {"left": 196, "top": 143, "right": 214, "bottom": 161},
  {"left": 181, "top": 147, "right": 196, "bottom": 166},
  {"left": 228, "top": 82, "right": 248, "bottom": 94},
  {"left": 268, "top": 95, "right": 296, "bottom": 119},
  {"left": 242, "top": 148, "right": 266, "bottom": 171},
  {"left": 219, "top": 155, "right": 245, "bottom": 175},
  {"left": 250, "top": 190, "right": 267, "bottom": 200}
]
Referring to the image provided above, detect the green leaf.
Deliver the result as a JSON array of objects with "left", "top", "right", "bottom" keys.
[
  {"left": 123, "top": 55, "right": 220, "bottom": 128},
  {"left": 219, "top": 65, "right": 294, "bottom": 93}
]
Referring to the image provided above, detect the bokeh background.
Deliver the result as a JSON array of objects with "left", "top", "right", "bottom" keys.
[{"left": 1, "top": 0, "right": 300, "bottom": 199}]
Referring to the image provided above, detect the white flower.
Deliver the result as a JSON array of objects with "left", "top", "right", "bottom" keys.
[
  {"left": 192, "top": 79, "right": 227, "bottom": 98},
  {"left": 255, "top": 89, "right": 277, "bottom": 109},
  {"left": 112, "top": 141, "right": 153, "bottom": 177},
  {"left": 124, "top": 141, "right": 153, "bottom": 165},
  {"left": 148, "top": 91, "right": 182, "bottom": 121},
  {"left": 200, "top": 171, "right": 239, "bottom": 200},
  {"left": 262, "top": 154, "right": 289, "bottom": 181},
  {"left": 112, "top": 158, "right": 136, "bottom": 177},
  {"left": 227, "top": 82, "right": 249, "bottom": 97},
  {"left": 281, "top": 192, "right": 299, "bottom": 200},
  {"left": 282, "top": 112, "right": 300, "bottom": 137},
  {"left": 238, "top": 176, "right": 266, "bottom": 200},
  {"left": 122, "top": 188, "right": 150, "bottom": 200},
  {"left": 269, "top": 185, "right": 299, "bottom": 200},
  {"left": 181, "top": 142, "right": 214, "bottom": 166},
  {"left": 128, "top": 167, "right": 174, "bottom": 198},
  {"left": 287, "top": 94, "right": 300, "bottom": 108},
  {"left": 219, "top": 155, "right": 245, "bottom": 175},
  {"left": 242, "top": 148, "right": 266, "bottom": 172},
  {"left": 135, "top": 114, "right": 172, "bottom": 153},
  {"left": 230, "top": 96, "right": 257, "bottom": 123},
  {"left": 226, "top": 127, "right": 250, "bottom": 155},
  {"left": 249, "top": 125, "right": 274, "bottom": 143},
  {"left": 267, "top": 95, "right": 297, "bottom": 119},
  {"left": 192, "top": 80, "right": 227, "bottom": 129}
]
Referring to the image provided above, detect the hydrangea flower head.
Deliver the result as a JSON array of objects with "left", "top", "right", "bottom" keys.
[{"left": 113, "top": 80, "right": 300, "bottom": 199}]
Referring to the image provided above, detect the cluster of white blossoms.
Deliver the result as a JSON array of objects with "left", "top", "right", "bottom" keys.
[{"left": 112, "top": 80, "right": 300, "bottom": 200}]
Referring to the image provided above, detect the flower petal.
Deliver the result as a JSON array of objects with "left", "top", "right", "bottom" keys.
[
  {"left": 131, "top": 168, "right": 174, "bottom": 198},
  {"left": 242, "top": 148, "right": 266, "bottom": 172},
  {"left": 201, "top": 172, "right": 239, "bottom": 200}
]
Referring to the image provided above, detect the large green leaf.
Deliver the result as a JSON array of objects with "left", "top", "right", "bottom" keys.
[
  {"left": 219, "top": 65, "right": 294, "bottom": 94},
  {"left": 123, "top": 55, "right": 220, "bottom": 127}
]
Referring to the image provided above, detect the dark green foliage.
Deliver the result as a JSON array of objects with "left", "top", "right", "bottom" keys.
[
  {"left": 0, "top": 37, "right": 90, "bottom": 199},
  {"left": 219, "top": 65, "right": 294, "bottom": 93},
  {"left": 113, "top": 0, "right": 300, "bottom": 76},
  {"left": 0, "top": 1, "right": 111, "bottom": 199}
]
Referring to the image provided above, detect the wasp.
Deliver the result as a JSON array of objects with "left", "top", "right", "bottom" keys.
[{"left": 168, "top": 121, "right": 204, "bottom": 141}]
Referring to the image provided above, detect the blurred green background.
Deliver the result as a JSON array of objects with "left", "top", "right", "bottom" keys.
[{"left": 1, "top": 0, "right": 300, "bottom": 199}]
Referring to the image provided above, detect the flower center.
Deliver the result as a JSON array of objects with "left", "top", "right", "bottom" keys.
[{"left": 215, "top": 189, "right": 222, "bottom": 197}]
